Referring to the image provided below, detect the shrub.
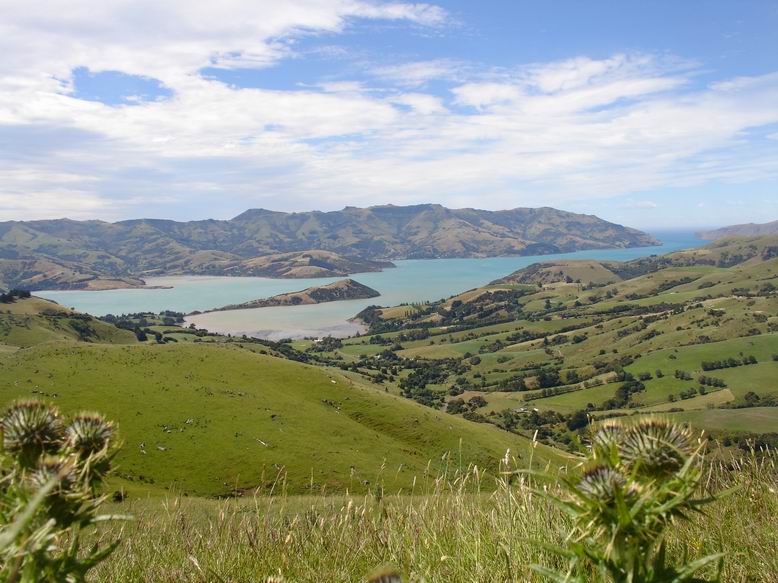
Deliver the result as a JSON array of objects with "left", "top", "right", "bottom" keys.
[{"left": 0, "top": 399, "right": 126, "bottom": 581}]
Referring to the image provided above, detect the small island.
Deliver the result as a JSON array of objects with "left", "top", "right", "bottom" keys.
[{"left": 199, "top": 278, "right": 380, "bottom": 313}]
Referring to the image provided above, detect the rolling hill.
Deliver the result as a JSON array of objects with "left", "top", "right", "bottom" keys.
[
  {"left": 309, "top": 235, "right": 778, "bottom": 448},
  {"left": 0, "top": 296, "right": 560, "bottom": 497},
  {"left": 0, "top": 204, "right": 657, "bottom": 290},
  {"left": 0, "top": 342, "right": 560, "bottom": 497},
  {"left": 0, "top": 295, "right": 137, "bottom": 347},
  {"left": 698, "top": 219, "right": 778, "bottom": 240}
]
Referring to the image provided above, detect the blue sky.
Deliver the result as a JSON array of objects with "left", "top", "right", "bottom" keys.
[{"left": 1, "top": 1, "right": 777, "bottom": 229}]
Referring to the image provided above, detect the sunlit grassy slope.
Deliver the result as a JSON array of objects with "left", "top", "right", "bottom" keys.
[
  {"left": 0, "top": 342, "right": 560, "bottom": 497},
  {"left": 0, "top": 296, "right": 137, "bottom": 347},
  {"left": 328, "top": 236, "right": 778, "bottom": 440}
]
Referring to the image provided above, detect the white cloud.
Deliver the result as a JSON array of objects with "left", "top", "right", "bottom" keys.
[
  {"left": 620, "top": 200, "right": 658, "bottom": 209},
  {"left": 2, "top": 1, "right": 447, "bottom": 79},
  {"left": 371, "top": 59, "right": 463, "bottom": 87},
  {"left": 452, "top": 83, "right": 524, "bottom": 109},
  {"left": 349, "top": 2, "right": 448, "bottom": 26},
  {"left": 0, "top": 3, "right": 777, "bottom": 221},
  {"left": 392, "top": 93, "right": 446, "bottom": 114},
  {"left": 0, "top": 190, "right": 110, "bottom": 220},
  {"left": 316, "top": 81, "right": 367, "bottom": 93}
]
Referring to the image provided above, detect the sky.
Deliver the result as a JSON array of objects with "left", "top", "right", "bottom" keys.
[{"left": 1, "top": 1, "right": 777, "bottom": 229}]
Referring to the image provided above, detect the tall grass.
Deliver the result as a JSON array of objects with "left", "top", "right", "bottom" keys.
[{"left": 90, "top": 445, "right": 778, "bottom": 582}]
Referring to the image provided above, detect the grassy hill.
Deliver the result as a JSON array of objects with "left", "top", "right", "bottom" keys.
[
  {"left": 313, "top": 236, "right": 778, "bottom": 447},
  {"left": 0, "top": 296, "right": 137, "bottom": 347},
  {"left": 0, "top": 341, "right": 560, "bottom": 497},
  {"left": 0, "top": 205, "right": 657, "bottom": 290}
]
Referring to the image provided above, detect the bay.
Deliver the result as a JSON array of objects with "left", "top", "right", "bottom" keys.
[{"left": 37, "top": 230, "right": 705, "bottom": 339}]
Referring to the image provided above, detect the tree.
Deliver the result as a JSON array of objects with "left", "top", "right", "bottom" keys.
[
  {"left": 566, "top": 410, "right": 589, "bottom": 431},
  {"left": 446, "top": 398, "right": 466, "bottom": 414},
  {"left": 468, "top": 396, "right": 487, "bottom": 409}
]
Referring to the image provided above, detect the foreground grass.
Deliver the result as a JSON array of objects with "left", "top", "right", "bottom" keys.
[{"left": 90, "top": 450, "right": 778, "bottom": 582}]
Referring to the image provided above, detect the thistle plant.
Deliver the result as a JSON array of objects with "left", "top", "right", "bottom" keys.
[
  {"left": 531, "top": 416, "right": 723, "bottom": 583},
  {"left": 0, "top": 399, "right": 126, "bottom": 582}
]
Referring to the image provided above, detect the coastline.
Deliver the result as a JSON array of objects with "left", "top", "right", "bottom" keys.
[{"left": 29, "top": 240, "right": 661, "bottom": 293}]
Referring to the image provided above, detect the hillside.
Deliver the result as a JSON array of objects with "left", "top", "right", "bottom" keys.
[
  {"left": 305, "top": 236, "right": 778, "bottom": 449},
  {"left": 0, "top": 205, "right": 657, "bottom": 290},
  {"left": 0, "top": 342, "right": 560, "bottom": 496},
  {"left": 219, "top": 250, "right": 393, "bottom": 279},
  {"left": 495, "top": 235, "right": 778, "bottom": 285},
  {"left": 0, "top": 246, "right": 390, "bottom": 291},
  {"left": 698, "top": 219, "right": 778, "bottom": 240},
  {"left": 0, "top": 295, "right": 137, "bottom": 347},
  {"left": 205, "top": 278, "right": 380, "bottom": 312}
]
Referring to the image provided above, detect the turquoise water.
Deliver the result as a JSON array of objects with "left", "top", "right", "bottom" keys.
[{"left": 38, "top": 230, "right": 705, "bottom": 339}]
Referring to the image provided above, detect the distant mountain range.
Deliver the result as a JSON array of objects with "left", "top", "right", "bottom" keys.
[
  {"left": 698, "top": 220, "right": 778, "bottom": 240},
  {"left": 0, "top": 204, "right": 658, "bottom": 290}
]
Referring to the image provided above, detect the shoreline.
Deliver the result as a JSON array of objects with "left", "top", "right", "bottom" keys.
[
  {"left": 28, "top": 241, "right": 667, "bottom": 293},
  {"left": 183, "top": 313, "right": 368, "bottom": 340}
]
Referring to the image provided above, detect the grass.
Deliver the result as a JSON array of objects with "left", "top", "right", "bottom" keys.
[
  {"left": 624, "top": 334, "right": 778, "bottom": 379},
  {"left": 89, "top": 448, "right": 778, "bottom": 582},
  {"left": 669, "top": 407, "right": 778, "bottom": 433},
  {"left": 0, "top": 297, "right": 137, "bottom": 347},
  {"left": 641, "top": 388, "right": 735, "bottom": 411},
  {"left": 0, "top": 342, "right": 561, "bottom": 497}
]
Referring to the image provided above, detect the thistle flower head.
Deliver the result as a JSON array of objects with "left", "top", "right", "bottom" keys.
[
  {"left": 2, "top": 399, "right": 64, "bottom": 465},
  {"left": 66, "top": 412, "right": 114, "bottom": 457},
  {"left": 29, "top": 455, "right": 77, "bottom": 494},
  {"left": 591, "top": 419, "right": 624, "bottom": 460},
  {"left": 578, "top": 464, "right": 627, "bottom": 501},
  {"left": 619, "top": 417, "right": 694, "bottom": 478}
]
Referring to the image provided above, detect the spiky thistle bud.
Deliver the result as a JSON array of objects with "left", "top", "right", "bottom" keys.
[
  {"left": 29, "top": 455, "right": 77, "bottom": 494},
  {"left": 28, "top": 455, "right": 86, "bottom": 525},
  {"left": 65, "top": 412, "right": 114, "bottom": 457},
  {"left": 591, "top": 419, "right": 624, "bottom": 461},
  {"left": 578, "top": 464, "right": 628, "bottom": 501},
  {"left": 2, "top": 399, "right": 64, "bottom": 466},
  {"left": 619, "top": 417, "right": 694, "bottom": 478}
]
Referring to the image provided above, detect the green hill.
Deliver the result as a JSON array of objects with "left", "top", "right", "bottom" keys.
[
  {"left": 0, "top": 296, "right": 137, "bottom": 347},
  {"left": 0, "top": 341, "right": 560, "bottom": 497},
  {"left": 324, "top": 236, "right": 778, "bottom": 446}
]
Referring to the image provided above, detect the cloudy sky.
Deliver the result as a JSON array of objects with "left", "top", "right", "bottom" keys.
[{"left": 1, "top": 0, "right": 777, "bottom": 228}]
